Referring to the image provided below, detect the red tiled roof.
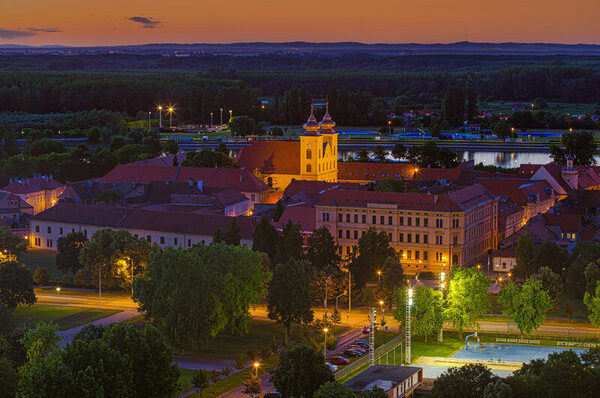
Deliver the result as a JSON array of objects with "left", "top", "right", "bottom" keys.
[
  {"left": 493, "top": 246, "right": 516, "bottom": 258},
  {"left": 284, "top": 180, "right": 366, "bottom": 201},
  {"left": 235, "top": 141, "right": 300, "bottom": 174},
  {"left": 31, "top": 203, "right": 257, "bottom": 238},
  {"left": 476, "top": 178, "right": 553, "bottom": 206},
  {"left": 0, "top": 191, "right": 33, "bottom": 210},
  {"left": 128, "top": 153, "right": 187, "bottom": 167},
  {"left": 274, "top": 206, "right": 316, "bottom": 232},
  {"left": 338, "top": 162, "right": 416, "bottom": 181},
  {"left": 1, "top": 177, "right": 64, "bottom": 194},
  {"left": 542, "top": 213, "right": 581, "bottom": 232},
  {"left": 99, "top": 165, "right": 268, "bottom": 193}
]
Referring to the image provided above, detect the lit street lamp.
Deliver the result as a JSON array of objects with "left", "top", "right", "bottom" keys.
[
  {"left": 229, "top": 109, "right": 233, "bottom": 122},
  {"left": 220, "top": 108, "right": 223, "bottom": 125},
  {"left": 323, "top": 328, "right": 328, "bottom": 357},
  {"left": 210, "top": 112, "right": 213, "bottom": 127},
  {"left": 438, "top": 272, "right": 446, "bottom": 342},
  {"left": 406, "top": 288, "right": 413, "bottom": 364},
  {"left": 376, "top": 270, "right": 382, "bottom": 286},
  {"left": 253, "top": 362, "right": 260, "bottom": 377},
  {"left": 157, "top": 105, "right": 163, "bottom": 128},
  {"left": 168, "top": 106, "right": 174, "bottom": 128},
  {"left": 56, "top": 286, "right": 61, "bottom": 296},
  {"left": 148, "top": 111, "right": 151, "bottom": 132}
]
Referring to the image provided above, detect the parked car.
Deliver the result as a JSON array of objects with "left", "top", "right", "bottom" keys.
[
  {"left": 361, "top": 326, "right": 370, "bottom": 334},
  {"left": 349, "top": 345, "right": 367, "bottom": 354},
  {"left": 264, "top": 392, "right": 281, "bottom": 398},
  {"left": 330, "top": 356, "right": 350, "bottom": 365},
  {"left": 325, "top": 362, "right": 338, "bottom": 372},
  {"left": 353, "top": 340, "right": 369, "bottom": 349},
  {"left": 344, "top": 349, "right": 362, "bottom": 357}
]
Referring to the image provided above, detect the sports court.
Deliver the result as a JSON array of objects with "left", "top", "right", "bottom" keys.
[{"left": 451, "top": 342, "right": 587, "bottom": 363}]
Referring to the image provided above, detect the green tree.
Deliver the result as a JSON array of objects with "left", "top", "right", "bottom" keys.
[
  {"left": 372, "top": 145, "right": 387, "bottom": 162},
  {"left": 271, "top": 345, "right": 333, "bottom": 398},
  {"left": 0, "top": 356, "right": 18, "bottom": 398},
  {"left": 0, "top": 261, "right": 36, "bottom": 310},
  {"left": 56, "top": 232, "right": 87, "bottom": 274},
  {"left": 134, "top": 244, "right": 269, "bottom": 348},
  {"left": 441, "top": 86, "right": 465, "bottom": 127},
  {"left": 349, "top": 228, "right": 396, "bottom": 289},
  {"left": 242, "top": 375, "right": 261, "bottom": 397},
  {"left": 444, "top": 268, "right": 490, "bottom": 338},
  {"left": 163, "top": 139, "right": 179, "bottom": 155},
  {"left": 584, "top": 261, "right": 600, "bottom": 294},
  {"left": 192, "top": 369, "right": 209, "bottom": 397},
  {"left": 32, "top": 267, "right": 50, "bottom": 285},
  {"left": 273, "top": 221, "right": 304, "bottom": 265},
  {"left": 223, "top": 219, "right": 241, "bottom": 246},
  {"left": 314, "top": 381, "right": 356, "bottom": 398},
  {"left": 391, "top": 143, "right": 406, "bottom": 160},
  {"left": 397, "top": 285, "right": 444, "bottom": 343},
  {"left": 493, "top": 120, "right": 511, "bottom": 139},
  {"left": 252, "top": 217, "right": 279, "bottom": 261},
  {"left": 432, "top": 364, "right": 497, "bottom": 398},
  {"left": 358, "top": 387, "right": 388, "bottom": 398},
  {"left": 267, "top": 259, "right": 314, "bottom": 344},
  {"left": 498, "top": 279, "right": 551, "bottom": 336},
  {"left": 514, "top": 234, "right": 538, "bottom": 279},
  {"left": 531, "top": 266, "right": 563, "bottom": 310},
  {"left": 230, "top": 116, "right": 256, "bottom": 136},
  {"left": 584, "top": 282, "right": 600, "bottom": 328},
  {"left": 305, "top": 227, "right": 341, "bottom": 275},
  {"left": 379, "top": 257, "right": 405, "bottom": 307},
  {"left": 482, "top": 379, "right": 512, "bottom": 398},
  {"left": 0, "top": 227, "right": 27, "bottom": 258}
]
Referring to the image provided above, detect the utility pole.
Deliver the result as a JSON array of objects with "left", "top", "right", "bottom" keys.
[
  {"left": 438, "top": 272, "right": 446, "bottom": 342},
  {"left": 368, "top": 308, "right": 376, "bottom": 367},
  {"left": 157, "top": 105, "right": 162, "bottom": 128},
  {"left": 148, "top": 112, "right": 151, "bottom": 132},
  {"left": 406, "top": 288, "right": 413, "bottom": 364},
  {"left": 220, "top": 108, "right": 223, "bottom": 125}
]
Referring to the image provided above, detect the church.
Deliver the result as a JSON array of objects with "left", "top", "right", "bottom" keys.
[{"left": 235, "top": 105, "right": 338, "bottom": 190}]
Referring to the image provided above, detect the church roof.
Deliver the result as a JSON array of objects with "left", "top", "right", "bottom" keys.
[{"left": 235, "top": 141, "right": 301, "bottom": 175}]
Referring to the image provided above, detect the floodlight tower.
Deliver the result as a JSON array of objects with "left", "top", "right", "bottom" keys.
[
  {"left": 368, "top": 308, "right": 376, "bottom": 367},
  {"left": 406, "top": 288, "right": 413, "bottom": 364}
]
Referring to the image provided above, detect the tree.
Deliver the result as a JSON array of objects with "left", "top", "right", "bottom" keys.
[
  {"left": 395, "top": 285, "right": 443, "bottom": 343},
  {"left": 432, "top": 364, "right": 497, "bottom": 398},
  {"left": 252, "top": 217, "right": 279, "bottom": 261},
  {"left": 314, "top": 381, "right": 356, "bottom": 398},
  {"left": 442, "top": 86, "right": 465, "bottom": 127},
  {"left": 56, "top": 232, "right": 87, "bottom": 274},
  {"left": 379, "top": 257, "right": 405, "bottom": 306},
  {"left": 273, "top": 221, "right": 304, "bottom": 265},
  {"left": 498, "top": 280, "right": 551, "bottom": 336},
  {"left": 406, "top": 141, "right": 458, "bottom": 169},
  {"left": 584, "top": 282, "right": 600, "bottom": 328},
  {"left": 493, "top": 120, "right": 511, "bottom": 139},
  {"left": 33, "top": 267, "right": 50, "bottom": 285},
  {"left": 230, "top": 116, "right": 256, "bottom": 136},
  {"left": 133, "top": 244, "right": 270, "bottom": 349},
  {"left": 223, "top": 219, "right": 241, "bottom": 246},
  {"left": 163, "top": 139, "right": 179, "bottom": 155},
  {"left": 192, "top": 369, "right": 209, "bottom": 397},
  {"left": 305, "top": 227, "right": 341, "bottom": 275},
  {"left": 271, "top": 345, "right": 333, "bottom": 398},
  {"left": 349, "top": 228, "right": 396, "bottom": 289},
  {"left": 466, "top": 86, "right": 478, "bottom": 121},
  {"left": 267, "top": 259, "right": 314, "bottom": 344},
  {"left": 531, "top": 266, "right": 563, "bottom": 309},
  {"left": 444, "top": 268, "right": 490, "bottom": 338},
  {"left": 372, "top": 145, "right": 387, "bottom": 162},
  {"left": 242, "top": 375, "right": 262, "bottom": 397},
  {"left": 482, "top": 379, "right": 512, "bottom": 398},
  {"left": 0, "top": 357, "right": 18, "bottom": 398},
  {"left": 391, "top": 143, "right": 406, "bottom": 160},
  {"left": 514, "top": 234, "right": 537, "bottom": 278},
  {"left": 0, "top": 261, "right": 36, "bottom": 310},
  {"left": 551, "top": 131, "right": 598, "bottom": 165},
  {"left": 0, "top": 227, "right": 27, "bottom": 258},
  {"left": 584, "top": 261, "right": 600, "bottom": 294}
]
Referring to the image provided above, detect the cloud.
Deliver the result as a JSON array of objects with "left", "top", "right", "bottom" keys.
[
  {"left": 128, "top": 16, "right": 161, "bottom": 29},
  {"left": 0, "top": 28, "right": 36, "bottom": 39},
  {"left": 28, "top": 27, "right": 61, "bottom": 33}
]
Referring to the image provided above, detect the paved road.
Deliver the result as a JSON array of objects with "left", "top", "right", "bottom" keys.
[{"left": 57, "top": 308, "right": 140, "bottom": 345}]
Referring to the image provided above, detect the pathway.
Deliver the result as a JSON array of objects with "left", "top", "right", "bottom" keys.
[{"left": 57, "top": 308, "right": 140, "bottom": 345}]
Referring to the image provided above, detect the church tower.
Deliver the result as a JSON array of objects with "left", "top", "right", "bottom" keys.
[{"left": 300, "top": 103, "right": 338, "bottom": 182}]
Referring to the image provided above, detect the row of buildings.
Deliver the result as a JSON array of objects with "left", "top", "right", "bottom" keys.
[{"left": 10, "top": 108, "right": 600, "bottom": 276}]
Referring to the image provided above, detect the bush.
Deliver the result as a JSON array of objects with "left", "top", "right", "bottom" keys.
[
  {"left": 74, "top": 268, "right": 91, "bottom": 287},
  {"left": 235, "top": 355, "right": 246, "bottom": 370},
  {"left": 60, "top": 275, "right": 71, "bottom": 286},
  {"left": 33, "top": 267, "right": 50, "bottom": 285}
]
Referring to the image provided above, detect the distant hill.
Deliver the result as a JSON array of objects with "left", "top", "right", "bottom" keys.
[{"left": 2, "top": 41, "right": 600, "bottom": 56}]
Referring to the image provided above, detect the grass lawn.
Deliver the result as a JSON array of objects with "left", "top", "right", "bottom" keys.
[
  {"left": 21, "top": 249, "right": 63, "bottom": 282},
  {"left": 13, "top": 305, "right": 119, "bottom": 331}
]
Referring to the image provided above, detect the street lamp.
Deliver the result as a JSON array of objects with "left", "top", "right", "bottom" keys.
[
  {"left": 323, "top": 328, "right": 328, "bottom": 357},
  {"left": 157, "top": 105, "right": 163, "bottom": 128},
  {"left": 148, "top": 111, "right": 151, "bottom": 132},
  {"left": 56, "top": 286, "right": 61, "bottom": 296},
  {"left": 168, "top": 106, "right": 174, "bottom": 128},
  {"left": 378, "top": 300, "right": 384, "bottom": 313},
  {"left": 476, "top": 264, "right": 482, "bottom": 272},
  {"left": 507, "top": 272, "right": 512, "bottom": 280},
  {"left": 229, "top": 109, "right": 233, "bottom": 122},
  {"left": 388, "top": 120, "right": 392, "bottom": 134},
  {"left": 253, "top": 362, "right": 260, "bottom": 377},
  {"left": 377, "top": 270, "right": 382, "bottom": 286},
  {"left": 210, "top": 112, "right": 213, "bottom": 127},
  {"left": 406, "top": 288, "right": 413, "bottom": 364},
  {"left": 126, "top": 256, "right": 133, "bottom": 295},
  {"left": 220, "top": 108, "right": 223, "bottom": 125},
  {"left": 438, "top": 272, "right": 446, "bottom": 342}
]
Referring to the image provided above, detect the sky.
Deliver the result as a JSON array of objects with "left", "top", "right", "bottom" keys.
[{"left": 1, "top": 0, "right": 600, "bottom": 46}]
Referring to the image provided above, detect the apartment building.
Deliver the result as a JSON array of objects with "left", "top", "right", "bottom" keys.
[
  {"left": 315, "top": 184, "right": 498, "bottom": 274},
  {"left": 28, "top": 203, "right": 257, "bottom": 250},
  {"left": 1, "top": 175, "right": 65, "bottom": 214}
]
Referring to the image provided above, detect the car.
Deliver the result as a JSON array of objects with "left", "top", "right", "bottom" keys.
[
  {"left": 353, "top": 341, "right": 369, "bottom": 350},
  {"left": 264, "top": 392, "right": 281, "bottom": 398},
  {"left": 330, "top": 356, "right": 350, "bottom": 365},
  {"left": 325, "top": 362, "right": 338, "bottom": 372},
  {"left": 349, "top": 345, "right": 367, "bottom": 354},
  {"left": 361, "top": 326, "right": 370, "bottom": 334},
  {"left": 354, "top": 339, "right": 369, "bottom": 346},
  {"left": 343, "top": 349, "right": 362, "bottom": 357}
]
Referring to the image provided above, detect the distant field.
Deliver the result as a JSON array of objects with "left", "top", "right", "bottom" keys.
[
  {"left": 13, "top": 304, "right": 118, "bottom": 331},
  {"left": 21, "top": 249, "right": 64, "bottom": 282}
]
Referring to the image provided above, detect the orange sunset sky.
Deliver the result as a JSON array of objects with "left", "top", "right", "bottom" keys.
[{"left": 1, "top": 0, "right": 599, "bottom": 46}]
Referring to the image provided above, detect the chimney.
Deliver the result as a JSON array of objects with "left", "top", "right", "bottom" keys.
[
  {"left": 188, "top": 178, "right": 194, "bottom": 187},
  {"left": 433, "top": 194, "right": 438, "bottom": 203},
  {"left": 166, "top": 177, "right": 170, "bottom": 186},
  {"left": 197, "top": 179, "right": 203, "bottom": 192}
]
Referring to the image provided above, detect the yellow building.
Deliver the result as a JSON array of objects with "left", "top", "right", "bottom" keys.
[
  {"left": 235, "top": 105, "right": 338, "bottom": 190},
  {"left": 1, "top": 176, "right": 65, "bottom": 215}
]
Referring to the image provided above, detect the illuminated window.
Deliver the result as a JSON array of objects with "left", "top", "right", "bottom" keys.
[
  {"left": 306, "top": 149, "right": 312, "bottom": 159},
  {"left": 306, "top": 164, "right": 312, "bottom": 173}
]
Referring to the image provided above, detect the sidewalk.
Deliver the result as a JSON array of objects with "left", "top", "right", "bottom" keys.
[{"left": 57, "top": 308, "right": 140, "bottom": 345}]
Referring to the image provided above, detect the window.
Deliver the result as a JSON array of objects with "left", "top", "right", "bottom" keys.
[
  {"left": 188, "top": 239, "right": 191, "bottom": 247},
  {"left": 251, "top": 194, "right": 255, "bottom": 201},
  {"left": 35, "top": 225, "right": 39, "bottom": 232},
  {"left": 407, "top": 217, "right": 412, "bottom": 226},
  {"left": 415, "top": 234, "right": 420, "bottom": 243},
  {"left": 407, "top": 233, "right": 412, "bottom": 243},
  {"left": 346, "top": 230, "right": 350, "bottom": 239},
  {"left": 323, "top": 213, "right": 330, "bottom": 222},
  {"left": 267, "top": 177, "right": 273, "bottom": 187},
  {"left": 424, "top": 218, "right": 429, "bottom": 227},
  {"left": 34, "top": 238, "right": 40, "bottom": 246},
  {"left": 147, "top": 235, "right": 152, "bottom": 243},
  {"left": 415, "top": 217, "right": 420, "bottom": 227},
  {"left": 338, "top": 230, "right": 343, "bottom": 238},
  {"left": 407, "top": 250, "right": 412, "bottom": 259},
  {"left": 380, "top": 216, "right": 385, "bottom": 224},
  {"left": 436, "top": 219, "right": 443, "bottom": 228},
  {"left": 415, "top": 251, "right": 420, "bottom": 260},
  {"left": 423, "top": 251, "right": 428, "bottom": 260},
  {"left": 46, "top": 239, "right": 53, "bottom": 248},
  {"left": 399, "top": 233, "right": 404, "bottom": 242},
  {"left": 339, "top": 214, "right": 343, "bottom": 222},
  {"left": 354, "top": 231, "right": 358, "bottom": 239},
  {"left": 306, "top": 164, "right": 312, "bottom": 173},
  {"left": 453, "top": 235, "right": 458, "bottom": 245},
  {"left": 346, "top": 246, "right": 351, "bottom": 255},
  {"left": 160, "top": 236, "right": 165, "bottom": 244},
  {"left": 59, "top": 227, "right": 63, "bottom": 235},
  {"left": 399, "top": 217, "right": 404, "bottom": 226},
  {"left": 362, "top": 215, "right": 366, "bottom": 223},
  {"left": 306, "top": 149, "right": 312, "bottom": 159},
  {"left": 452, "top": 219, "right": 459, "bottom": 228},
  {"left": 423, "top": 234, "right": 428, "bottom": 244},
  {"left": 372, "top": 215, "right": 376, "bottom": 224},
  {"left": 354, "top": 214, "right": 358, "bottom": 223},
  {"left": 174, "top": 237, "right": 178, "bottom": 246},
  {"left": 436, "top": 236, "right": 443, "bottom": 245},
  {"left": 47, "top": 226, "right": 51, "bottom": 233},
  {"left": 388, "top": 216, "right": 393, "bottom": 225},
  {"left": 346, "top": 214, "right": 351, "bottom": 222}
]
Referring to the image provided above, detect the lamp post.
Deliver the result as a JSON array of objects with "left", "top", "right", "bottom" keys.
[
  {"left": 324, "top": 276, "right": 331, "bottom": 317},
  {"left": 210, "top": 112, "right": 213, "bottom": 128},
  {"left": 406, "top": 288, "right": 413, "bottom": 364},
  {"left": 388, "top": 120, "right": 392, "bottom": 134},
  {"left": 438, "top": 272, "right": 446, "bottom": 342},
  {"left": 157, "top": 105, "right": 163, "bottom": 128},
  {"left": 335, "top": 291, "right": 346, "bottom": 313},
  {"left": 377, "top": 270, "right": 382, "bottom": 286},
  {"left": 378, "top": 300, "right": 384, "bottom": 326},
  {"left": 253, "top": 362, "right": 259, "bottom": 377},
  {"left": 148, "top": 111, "right": 151, "bottom": 132},
  {"left": 323, "top": 328, "right": 328, "bottom": 357},
  {"left": 220, "top": 108, "right": 223, "bottom": 125},
  {"left": 168, "top": 107, "right": 174, "bottom": 128},
  {"left": 56, "top": 286, "right": 61, "bottom": 296},
  {"left": 229, "top": 109, "right": 233, "bottom": 122}
]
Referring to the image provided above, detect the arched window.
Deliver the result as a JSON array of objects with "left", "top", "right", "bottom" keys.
[
  {"left": 306, "top": 164, "right": 312, "bottom": 173},
  {"left": 306, "top": 149, "right": 312, "bottom": 159},
  {"left": 267, "top": 177, "right": 273, "bottom": 187}
]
